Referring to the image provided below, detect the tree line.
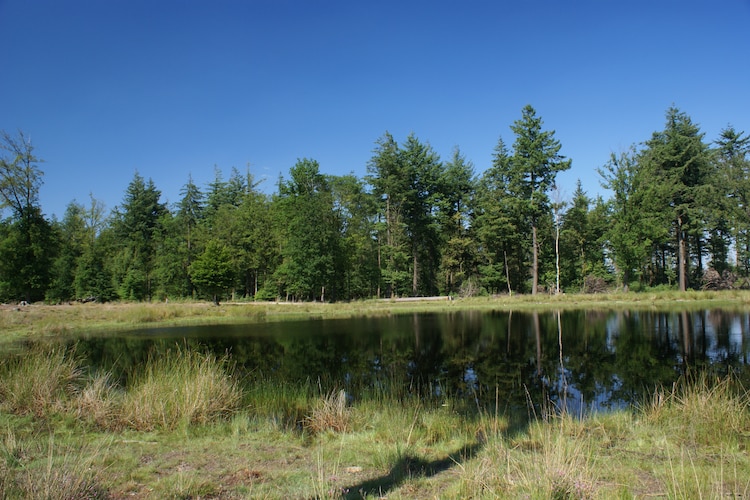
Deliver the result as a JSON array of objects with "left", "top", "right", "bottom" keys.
[{"left": 1, "top": 105, "right": 748, "bottom": 304}]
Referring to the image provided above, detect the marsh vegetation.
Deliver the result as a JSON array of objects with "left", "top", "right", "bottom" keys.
[{"left": 2, "top": 297, "right": 750, "bottom": 497}]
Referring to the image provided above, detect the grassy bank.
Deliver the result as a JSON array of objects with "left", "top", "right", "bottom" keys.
[
  {"left": 1, "top": 345, "right": 749, "bottom": 498},
  {"left": 4, "top": 290, "right": 750, "bottom": 345}
]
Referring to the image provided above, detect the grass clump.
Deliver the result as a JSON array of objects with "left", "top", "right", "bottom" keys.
[
  {"left": 501, "top": 417, "right": 596, "bottom": 499},
  {"left": 71, "top": 371, "right": 121, "bottom": 429},
  {"left": 642, "top": 373, "right": 750, "bottom": 447},
  {"left": 0, "top": 345, "right": 83, "bottom": 418},
  {"left": 120, "top": 348, "right": 242, "bottom": 431},
  {"left": 304, "top": 389, "right": 353, "bottom": 434}
]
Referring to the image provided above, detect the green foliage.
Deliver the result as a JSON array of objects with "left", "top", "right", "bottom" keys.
[
  {"left": 74, "top": 243, "right": 115, "bottom": 301},
  {"left": 473, "top": 107, "right": 571, "bottom": 295},
  {"left": 638, "top": 107, "right": 712, "bottom": 290},
  {"left": 715, "top": 126, "right": 750, "bottom": 273},
  {"left": 108, "top": 172, "right": 167, "bottom": 300},
  {"left": 598, "top": 147, "right": 657, "bottom": 291},
  {"left": 437, "top": 147, "right": 477, "bottom": 295},
  {"left": 273, "top": 158, "right": 343, "bottom": 301},
  {"left": 0, "top": 131, "right": 57, "bottom": 302},
  {"left": 0, "top": 207, "right": 56, "bottom": 302},
  {"left": 189, "top": 239, "right": 235, "bottom": 304},
  {"left": 368, "top": 132, "right": 446, "bottom": 297},
  {"left": 6, "top": 105, "right": 750, "bottom": 303}
]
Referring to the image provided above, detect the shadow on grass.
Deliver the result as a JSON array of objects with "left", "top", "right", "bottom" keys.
[{"left": 338, "top": 442, "right": 482, "bottom": 499}]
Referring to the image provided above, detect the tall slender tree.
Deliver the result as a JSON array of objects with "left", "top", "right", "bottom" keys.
[
  {"left": 507, "top": 105, "right": 571, "bottom": 294},
  {"left": 368, "top": 133, "right": 444, "bottom": 296},
  {"left": 175, "top": 174, "right": 204, "bottom": 296},
  {"left": 598, "top": 147, "right": 657, "bottom": 290},
  {"left": 639, "top": 107, "right": 712, "bottom": 290},
  {"left": 368, "top": 132, "right": 410, "bottom": 297},
  {"left": 474, "top": 136, "right": 525, "bottom": 294},
  {"left": 47, "top": 201, "right": 87, "bottom": 301},
  {"left": 399, "top": 134, "right": 444, "bottom": 296},
  {"left": 329, "top": 174, "right": 379, "bottom": 299},
  {"left": 437, "top": 147, "right": 476, "bottom": 295}
]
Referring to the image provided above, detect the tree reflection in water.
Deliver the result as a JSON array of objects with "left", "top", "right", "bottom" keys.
[{"left": 34, "top": 308, "right": 750, "bottom": 417}]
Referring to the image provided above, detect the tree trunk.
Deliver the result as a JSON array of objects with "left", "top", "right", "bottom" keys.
[
  {"left": 555, "top": 213, "right": 561, "bottom": 295},
  {"left": 504, "top": 250, "right": 512, "bottom": 295},
  {"left": 533, "top": 311, "right": 542, "bottom": 376},
  {"left": 412, "top": 240, "right": 418, "bottom": 296},
  {"left": 677, "top": 215, "right": 687, "bottom": 291},
  {"left": 531, "top": 224, "right": 539, "bottom": 295}
]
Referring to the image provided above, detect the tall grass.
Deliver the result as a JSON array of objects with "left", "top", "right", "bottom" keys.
[
  {"left": 0, "top": 345, "right": 82, "bottom": 418},
  {"left": 0, "top": 343, "right": 244, "bottom": 432},
  {"left": 1, "top": 430, "right": 109, "bottom": 500},
  {"left": 642, "top": 373, "right": 750, "bottom": 447},
  {"left": 120, "top": 347, "right": 242, "bottom": 431},
  {"left": 72, "top": 371, "right": 121, "bottom": 429}
]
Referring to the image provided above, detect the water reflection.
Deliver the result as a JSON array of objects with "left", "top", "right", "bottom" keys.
[{"left": 34, "top": 309, "right": 750, "bottom": 415}]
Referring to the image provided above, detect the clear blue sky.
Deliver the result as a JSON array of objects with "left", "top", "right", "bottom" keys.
[{"left": 2, "top": 0, "right": 749, "bottom": 219}]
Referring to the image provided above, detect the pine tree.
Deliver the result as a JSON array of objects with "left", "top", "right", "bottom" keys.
[
  {"left": 110, "top": 172, "right": 167, "bottom": 300},
  {"left": 639, "top": 107, "right": 712, "bottom": 290}
]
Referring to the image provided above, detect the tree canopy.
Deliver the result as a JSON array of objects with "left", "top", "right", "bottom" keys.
[{"left": 0, "top": 105, "right": 746, "bottom": 303}]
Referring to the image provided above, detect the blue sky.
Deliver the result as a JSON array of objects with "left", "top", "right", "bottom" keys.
[{"left": 1, "top": 0, "right": 749, "bottom": 219}]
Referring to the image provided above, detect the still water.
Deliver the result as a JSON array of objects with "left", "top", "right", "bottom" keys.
[{"left": 57, "top": 308, "right": 750, "bottom": 415}]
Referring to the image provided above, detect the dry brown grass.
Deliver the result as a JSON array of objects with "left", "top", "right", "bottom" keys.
[{"left": 304, "top": 389, "right": 353, "bottom": 434}]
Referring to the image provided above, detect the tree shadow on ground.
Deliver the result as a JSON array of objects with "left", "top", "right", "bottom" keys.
[{"left": 338, "top": 442, "right": 483, "bottom": 499}]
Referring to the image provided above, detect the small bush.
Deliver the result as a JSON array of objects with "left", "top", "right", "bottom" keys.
[
  {"left": 0, "top": 345, "right": 83, "bottom": 418},
  {"left": 120, "top": 348, "right": 242, "bottom": 431}
]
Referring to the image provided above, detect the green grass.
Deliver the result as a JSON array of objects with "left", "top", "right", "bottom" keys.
[
  {"left": 2, "top": 342, "right": 750, "bottom": 498},
  {"left": 0, "top": 344, "right": 83, "bottom": 418},
  {"left": 119, "top": 347, "right": 242, "bottom": 432}
]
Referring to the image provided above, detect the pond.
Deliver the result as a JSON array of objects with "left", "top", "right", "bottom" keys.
[{"left": 33, "top": 308, "right": 750, "bottom": 415}]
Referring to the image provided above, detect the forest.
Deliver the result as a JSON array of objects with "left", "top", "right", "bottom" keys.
[{"left": 1, "top": 104, "right": 749, "bottom": 304}]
